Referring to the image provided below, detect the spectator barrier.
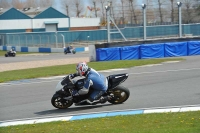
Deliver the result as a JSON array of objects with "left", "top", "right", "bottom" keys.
[
  {"left": 165, "top": 42, "right": 188, "bottom": 57},
  {"left": 140, "top": 43, "right": 164, "bottom": 59},
  {"left": 0, "top": 46, "right": 88, "bottom": 53},
  {"left": 94, "top": 41, "right": 200, "bottom": 61},
  {"left": 120, "top": 45, "right": 140, "bottom": 60}
]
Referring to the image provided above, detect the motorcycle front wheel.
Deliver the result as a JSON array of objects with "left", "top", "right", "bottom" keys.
[
  {"left": 51, "top": 94, "right": 73, "bottom": 109},
  {"left": 108, "top": 85, "right": 130, "bottom": 104}
]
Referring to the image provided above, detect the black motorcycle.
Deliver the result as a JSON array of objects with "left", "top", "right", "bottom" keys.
[
  {"left": 51, "top": 73, "right": 130, "bottom": 109},
  {"left": 64, "top": 46, "right": 76, "bottom": 54},
  {"left": 5, "top": 51, "right": 16, "bottom": 57}
]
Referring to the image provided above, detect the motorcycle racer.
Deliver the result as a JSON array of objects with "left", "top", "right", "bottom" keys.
[{"left": 67, "top": 62, "right": 109, "bottom": 105}]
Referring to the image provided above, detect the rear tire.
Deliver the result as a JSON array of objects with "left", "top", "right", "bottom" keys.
[
  {"left": 51, "top": 94, "right": 73, "bottom": 109},
  {"left": 108, "top": 86, "right": 130, "bottom": 104}
]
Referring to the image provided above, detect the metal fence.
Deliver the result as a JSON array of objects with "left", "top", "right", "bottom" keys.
[{"left": 1, "top": 23, "right": 200, "bottom": 48}]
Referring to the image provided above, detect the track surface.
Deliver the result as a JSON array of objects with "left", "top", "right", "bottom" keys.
[
  {"left": 0, "top": 52, "right": 89, "bottom": 64},
  {"left": 0, "top": 54, "right": 200, "bottom": 122}
]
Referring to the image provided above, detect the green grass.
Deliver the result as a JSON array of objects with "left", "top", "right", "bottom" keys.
[
  {"left": 0, "top": 111, "right": 200, "bottom": 133},
  {"left": 0, "top": 58, "right": 184, "bottom": 83}
]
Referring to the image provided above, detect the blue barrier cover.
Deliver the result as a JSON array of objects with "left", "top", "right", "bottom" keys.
[
  {"left": 21, "top": 47, "right": 28, "bottom": 52},
  {"left": 120, "top": 45, "right": 140, "bottom": 60},
  {"left": 96, "top": 47, "right": 120, "bottom": 61},
  {"left": 188, "top": 41, "right": 200, "bottom": 55},
  {"left": 165, "top": 42, "right": 188, "bottom": 57},
  {"left": 3, "top": 46, "right": 7, "bottom": 51},
  {"left": 140, "top": 43, "right": 164, "bottom": 59},
  {"left": 75, "top": 47, "right": 85, "bottom": 52},
  {"left": 39, "top": 47, "right": 51, "bottom": 53}
]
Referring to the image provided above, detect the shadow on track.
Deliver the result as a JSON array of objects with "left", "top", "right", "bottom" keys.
[{"left": 34, "top": 103, "right": 116, "bottom": 116}]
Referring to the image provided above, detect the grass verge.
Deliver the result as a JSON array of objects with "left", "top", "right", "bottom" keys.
[
  {"left": 0, "top": 58, "right": 184, "bottom": 83},
  {"left": 0, "top": 111, "right": 200, "bottom": 133}
]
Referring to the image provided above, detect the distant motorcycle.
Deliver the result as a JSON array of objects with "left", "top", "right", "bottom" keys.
[
  {"left": 5, "top": 50, "right": 16, "bottom": 57},
  {"left": 64, "top": 46, "right": 76, "bottom": 55},
  {"left": 51, "top": 73, "right": 130, "bottom": 109}
]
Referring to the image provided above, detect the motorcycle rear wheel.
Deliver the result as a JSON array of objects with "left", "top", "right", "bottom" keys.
[
  {"left": 51, "top": 94, "right": 73, "bottom": 109},
  {"left": 108, "top": 85, "right": 130, "bottom": 104},
  {"left": 72, "top": 50, "right": 76, "bottom": 54}
]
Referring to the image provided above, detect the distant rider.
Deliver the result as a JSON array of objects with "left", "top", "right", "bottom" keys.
[{"left": 9, "top": 48, "right": 14, "bottom": 53}]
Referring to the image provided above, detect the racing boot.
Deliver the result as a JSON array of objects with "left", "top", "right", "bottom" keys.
[{"left": 92, "top": 96, "right": 111, "bottom": 104}]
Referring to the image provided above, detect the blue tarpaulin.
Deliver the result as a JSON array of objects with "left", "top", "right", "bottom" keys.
[
  {"left": 165, "top": 42, "right": 188, "bottom": 57},
  {"left": 96, "top": 47, "right": 121, "bottom": 61},
  {"left": 120, "top": 45, "right": 140, "bottom": 60},
  {"left": 188, "top": 41, "right": 200, "bottom": 55},
  {"left": 140, "top": 43, "right": 165, "bottom": 59}
]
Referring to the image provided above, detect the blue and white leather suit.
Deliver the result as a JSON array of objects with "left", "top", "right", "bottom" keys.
[{"left": 73, "top": 68, "right": 108, "bottom": 102}]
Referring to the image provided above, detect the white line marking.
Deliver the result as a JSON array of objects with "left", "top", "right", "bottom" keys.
[
  {"left": 0, "top": 116, "right": 73, "bottom": 127},
  {"left": 0, "top": 80, "right": 60, "bottom": 86},
  {"left": 162, "top": 61, "right": 181, "bottom": 63},
  {"left": 38, "top": 76, "right": 64, "bottom": 79},
  {"left": 99, "top": 68, "right": 127, "bottom": 72},
  {"left": 135, "top": 64, "right": 163, "bottom": 68},
  {"left": 129, "top": 67, "right": 200, "bottom": 75}
]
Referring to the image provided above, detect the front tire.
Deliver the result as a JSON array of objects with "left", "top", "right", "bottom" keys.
[
  {"left": 51, "top": 94, "right": 73, "bottom": 109},
  {"left": 108, "top": 86, "right": 130, "bottom": 104}
]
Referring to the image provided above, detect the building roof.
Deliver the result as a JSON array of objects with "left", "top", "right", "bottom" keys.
[
  {"left": 0, "top": 7, "right": 31, "bottom": 20},
  {"left": 19, "top": 7, "right": 48, "bottom": 18},
  {"left": 33, "top": 7, "right": 69, "bottom": 19},
  {"left": 0, "top": 7, "right": 69, "bottom": 19}
]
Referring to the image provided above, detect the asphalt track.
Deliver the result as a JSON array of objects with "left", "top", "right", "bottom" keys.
[
  {"left": 0, "top": 52, "right": 89, "bottom": 64},
  {"left": 0, "top": 54, "right": 200, "bottom": 123}
]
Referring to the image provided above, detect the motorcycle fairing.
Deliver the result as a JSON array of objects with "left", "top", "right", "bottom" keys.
[{"left": 107, "top": 73, "right": 129, "bottom": 89}]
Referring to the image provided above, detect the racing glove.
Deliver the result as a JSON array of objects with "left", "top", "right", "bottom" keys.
[
  {"left": 69, "top": 72, "right": 79, "bottom": 79},
  {"left": 72, "top": 89, "right": 79, "bottom": 96}
]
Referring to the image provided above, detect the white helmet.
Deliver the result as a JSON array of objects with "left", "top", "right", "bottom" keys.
[{"left": 76, "top": 62, "right": 89, "bottom": 76}]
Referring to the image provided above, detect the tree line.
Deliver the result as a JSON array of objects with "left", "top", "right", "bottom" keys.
[{"left": 0, "top": 0, "right": 200, "bottom": 24}]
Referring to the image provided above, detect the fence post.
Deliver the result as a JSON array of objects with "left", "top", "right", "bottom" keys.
[
  {"left": 38, "top": 35, "right": 41, "bottom": 47},
  {"left": 25, "top": 35, "right": 27, "bottom": 47},
  {"left": 55, "top": 32, "right": 58, "bottom": 48},
  {"left": 31, "top": 35, "right": 33, "bottom": 47},
  {"left": 177, "top": 2, "right": 182, "bottom": 38},
  {"left": 1, "top": 35, "right": 3, "bottom": 46},
  {"left": 106, "top": 1, "right": 111, "bottom": 43},
  {"left": 46, "top": 35, "right": 49, "bottom": 47},
  {"left": 7, "top": 35, "right": 9, "bottom": 46},
  {"left": 142, "top": 4, "right": 147, "bottom": 40},
  {"left": 61, "top": 34, "right": 65, "bottom": 48},
  {"left": 18, "top": 35, "right": 20, "bottom": 46}
]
